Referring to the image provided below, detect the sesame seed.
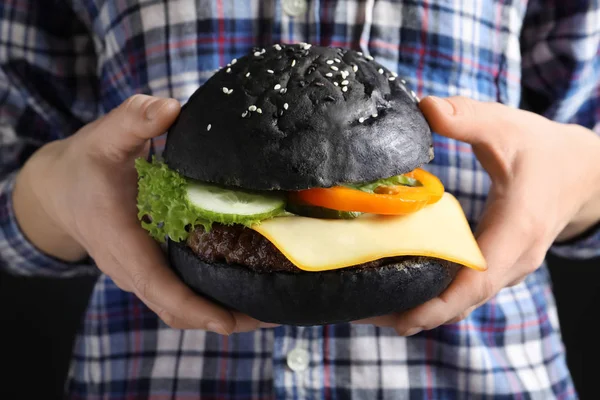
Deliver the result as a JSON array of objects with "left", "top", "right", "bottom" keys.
[
  {"left": 254, "top": 51, "right": 261, "bottom": 57},
  {"left": 274, "top": 84, "right": 281, "bottom": 90},
  {"left": 207, "top": 124, "right": 212, "bottom": 131},
  {"left": 274, "top": 44, "right": 282, "bottom": 51},
  {"left": 326, "top": 72, "right": 333, "bottom": 77},
  {"left": 304, "top": 43, "right": 312, "bottom": 49},
  {"left": 283, "top": 103, "right": 289, "bottom": 110},
  {"left": 280, "top": 88, "right": 287, "bottom": 94},
  {"left": 249, "top": 105, "right": 257, "bottom": 112},
  {"left": 388, "top": 77, "right": 396, "bottom": 81},
  {"left": 353, "top": 65, "right": 358, "bottom": 72},
  {"left": 357, "top": 51, "right": 363, "bottom": 56},
  {"left": 366, "top": 55, "right": 374, "bottom": 60},
  {"left": 378, "top": 68, "right": 384, "bottom": 74},
  {"left": 334, "top": 58, "right": 341, "bottom": 63},
  {"left": 256, "top": 108, "right": 263, "bottom": 114},
  {"left": 341, "top": 80, "right": 349, "bottom": 85},
  {"left": 226, "top": 68, "right": 231, "bottom": 73},
  {"left": 400, "top": 79, "right": 407, "bottom": 84},
  {"left": 372, "top": 113, "right": 378, "bottom": 118},
  {"left": 228, "top": 89, "right": 233, "bottom": 94},
  {"left": 326, "top": 60, "right": 334, "bottom": 65},
  {"left": 222, "top": 87, "right": 229, "bottom": 94},
  {"left": 359, "top": 117, "right": 365, "bottom": 123},
  {"left": 267, "top": 69, "right": 274, "bottom": 74},
  {"left": 342, "top": 86, "right": 348, "bottom": 92},
  {"left": 334, "top": 82, "right": 339, "bottom": 86},
  {"left": 330, "top": 66, "right": 339, "bottom": 71},
  {"left": 261, "top": 48, "right": 266, "bottom": 54},
  {"left": 315, "top": 82, "right": 325, "bottom": 87},
  {"left": 291, "top": 59, "right": 296, "bottom": 67},
  {"left": 231, "top": 59, "right": 237, "bottom": 64},
  {"left": 246, "top": 72, "right": 251, "bottom": 77},
  {"left": 242, "top": 111, "right": 248, "bottom": 117},
  {"left": 341, "top": 71, "right": 349, "bottom": 79},
  {"left": 392, "top": 72, "right": 398, "bottom": 77}
]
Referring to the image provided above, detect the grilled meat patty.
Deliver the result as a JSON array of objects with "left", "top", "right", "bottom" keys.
[{"left": 186, "top": 224, "right": 404, "bottom": 273}]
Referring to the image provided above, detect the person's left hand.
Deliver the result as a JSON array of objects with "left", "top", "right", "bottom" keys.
[{"left": 355, "top": 96, "right": 600, "bottom": 336}]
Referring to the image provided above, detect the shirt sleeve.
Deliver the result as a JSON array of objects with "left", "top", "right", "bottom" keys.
[
  {"left": 0, "top": 1, "right": 100, "bottom": 277},
  {"left": 520, "top": 0, "right": 600, "bottom": 260}
]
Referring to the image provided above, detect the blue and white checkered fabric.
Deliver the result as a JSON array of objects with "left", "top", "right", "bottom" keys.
[{"left": 2, "top": 1, "right": 599, "bottom": 398}]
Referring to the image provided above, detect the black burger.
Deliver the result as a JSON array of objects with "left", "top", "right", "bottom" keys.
[{"left": 136, "top": 44, "right": 486, "bottom": 326}]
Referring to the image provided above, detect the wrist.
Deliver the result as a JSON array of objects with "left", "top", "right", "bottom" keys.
[
  {"left": 12, "top": 142, "right": 88, "bottom": 262},
  {"left": 556, "top": 135, "right": 600, "bottom": 242},
  {"left": 557, "top": 195, "right": 600, "bottom": 242}
]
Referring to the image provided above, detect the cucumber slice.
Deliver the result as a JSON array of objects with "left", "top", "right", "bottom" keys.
[
  {"left": 186, "top": 181, "right": 286, "bottom": 225},
  {"left": 286, "top": 202, "right": 362, "bottom": 219}
]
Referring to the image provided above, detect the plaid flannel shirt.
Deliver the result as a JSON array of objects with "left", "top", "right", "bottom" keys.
[{"left": 1, "top": 0, "right": 599, "bottom": 398}]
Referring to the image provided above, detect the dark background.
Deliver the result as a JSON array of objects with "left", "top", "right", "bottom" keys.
[{"left": 0, "top": 254, "right": 598, "bottom": 399}]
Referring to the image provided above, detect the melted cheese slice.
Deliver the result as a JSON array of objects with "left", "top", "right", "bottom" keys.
[{"left": 251, "top": 193, "right": 486, "bottom": 272}]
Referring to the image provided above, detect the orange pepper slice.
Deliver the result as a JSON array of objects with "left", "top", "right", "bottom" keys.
[{"left": 291, "top": 168, "right": 444, "bottom": 216}]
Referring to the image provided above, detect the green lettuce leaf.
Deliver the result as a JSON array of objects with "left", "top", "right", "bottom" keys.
[
  {"left": 135, "top": 157, "right": 210, "bottom": 243},
  {"left": 135, "top": 158, "right": 286, "bottom": 243},
  {"left": 343, "top": 174, "right": 420, "bottom": 193}
]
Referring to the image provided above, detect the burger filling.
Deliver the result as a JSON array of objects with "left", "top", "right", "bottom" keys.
[
  {"left": 187, "top": 224, "right": 404, "bottom": 273},
  {"left": 135, "top": 157, "right": 487, "bottom": 273}
]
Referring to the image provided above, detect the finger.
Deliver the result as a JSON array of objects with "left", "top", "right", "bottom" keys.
[
  {"left": 444, "top": 305, "right": 476, "bottom": 325},
  {"left": 106, "top": 269, "right": 135, "bottom": 293},
  {"left": 143, "top": 298, "right": 203, "bottom": 330},
  {"left": 507, "top": 276, "right": 527, "bottom": 287},
  {"left": 142, "top": 304, "right": 278, "bottom": 332},
  {"left": 93, "top": 95, "right": 180, "bottom": 162},
  {"left": 231, "top": 312, "right": 280, "bottom": 332},
  {"left": 92, "top": 251, "right": 197, "bottom": 330},
  {"left": 394, "top": 193, "right": 535, "bottom": 334},
  {"left": 89, "top": 199, "right": 238, "bottom": 334},
  {"left": 115, "top": 225, "right": 237, "bottom": 334},
  {"left": 419, "top": 96, "right": 511, "bottom": 145},
  {"left": 94, "top": 249, "right": 138, "bottom": 292},
  {"left": 420, "top": 96, "right": 524, "bottom": 182},
  {"left": 393, "top": 266, "right": 491, "bottom": 335},
  {"left": 351, "top": 314, "right": 396, "bottom": 327},
  {"left": 474, "top": 192, "right": 536, "bottom": 281}
]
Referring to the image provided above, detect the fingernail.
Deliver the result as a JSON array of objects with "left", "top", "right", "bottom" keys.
[
  {"left": 145, "top": 98, "right": 170, "bottom": 120},
  {"left": 402, "top": 327, "right": 423, "bottom": 336},
  {"left": 425, "top": 96, "right": 454, "bottom": 115},
  {"left": 207, "top": 321, "right": 229, "bottom": 336}
]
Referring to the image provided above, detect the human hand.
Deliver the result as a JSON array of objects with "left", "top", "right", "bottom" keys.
[
  {"left": 13, "top": 95, "right": 274, "bottom": 334},
  {"left": 355, "top": 96, "right": 600, "bottom": 335}
]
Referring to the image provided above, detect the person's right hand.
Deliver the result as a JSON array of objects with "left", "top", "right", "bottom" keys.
[{"left": 13, "top": 95, "right": 273, "bottom": 334}]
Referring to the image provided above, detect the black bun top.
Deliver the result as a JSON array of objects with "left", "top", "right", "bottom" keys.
[{"left": 164, "top": 44, "right": 432, "bottom": 190}]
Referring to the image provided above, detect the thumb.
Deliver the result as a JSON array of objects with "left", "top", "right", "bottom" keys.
[
  {"left": 419, "top": 96, "right": 520, "bottom": 181},
  {"left": 93, "top": 94, "right": 181, "bottom": 162},
  {"left": 418, "top": 96, "right": 509, "bottom": 145}
]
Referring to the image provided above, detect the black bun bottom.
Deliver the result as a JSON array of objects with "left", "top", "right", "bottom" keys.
[{"left": 169, "top": 240, "right": 460, "bottom": 326}]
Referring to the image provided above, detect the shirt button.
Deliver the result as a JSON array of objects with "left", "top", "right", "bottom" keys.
[
  {"left": 286, "top": 347, "right": 309, "bottom": 372},
  {"left": 282, "top": 0, "right": 307, "bottom": 17}
]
